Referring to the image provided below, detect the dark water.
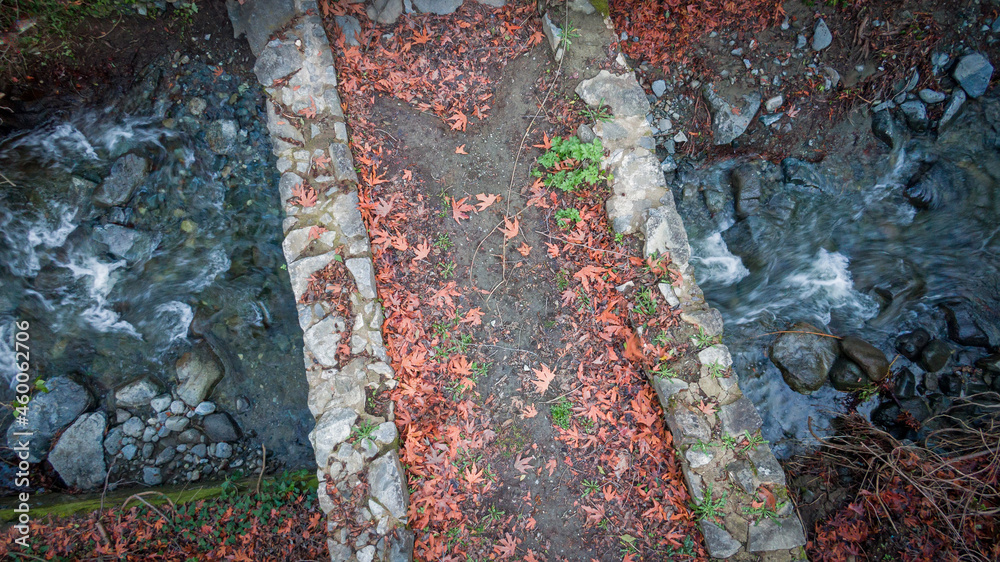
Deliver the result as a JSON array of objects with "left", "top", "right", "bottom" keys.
[
  {"left": 674, "top": 101, "right": 1000, "bottom": 457},
  {"left": 0, "top": 62, "right": 313, "bottom": 469}
]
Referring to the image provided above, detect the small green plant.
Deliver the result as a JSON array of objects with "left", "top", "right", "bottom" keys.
[
  {"left": 743, "top": 502, "right": 783, "bottom": 524},
  {"left": 434, "top": 232, "right": 453, "bottom": 250},
  {"left": 689, "top": 483, "right": 727, "bottom": 522},
  {"left": 613, "top": 232, "right": 625, "bottom": 244},
  {"left": 351, "top": 420, "right": 377, "bottom": 442},
  {"left": 634, "top": 287, "right": 657, "bottom": 316},
  {"left": 652, "top": 363, "right": 678, "bottom": 380},
  {"left": 581, "top": 479, "right": 600, "bottom": 497},
  {"left": 551, "top": 397, "right": 573, "bottom": 429},
  {"left": 581, "top": 97, "right": 613, "bottom": 123},
  {"left": 858, "top": 384, "right": 880, "bottom": 402},
  {"left": 691, "top": 327, "right": 720, "bottom": 349},
  {"left": 708, "top": 361, "right": 729, "bottom": 378},
  {"left": 437, "top": 260, "right": 456, "bottom": 278},
  {"left": 723, "top": 430, "right": 767, "bottom": 454},
  {"left": 690, "top": 439, "right": 712, "bottom": 454},
  {"left": 556, "top": 268, "right": 570, "bottom": 290},
  {"left": 555, "top": 207, "right": 581, "bottom": 229},
  {"left": 533, "top": 136, "right": 605, "bottom": 193},
  {"left": 485, "top": 505, "right": 505, "bottom": 522}
]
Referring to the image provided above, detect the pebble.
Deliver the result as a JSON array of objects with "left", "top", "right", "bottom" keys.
[
  {"left": 155, "top": 446, "right": 176, "bottom": 466},
  {"left": 796, "top": 35, "right": 807, "bottom": 50},
  {"left": 170, "top": 400, "right": 187, "bottom": 415},
  {"left": 657, "top": 118, "right": 672, "bottom": 132},
  {"left": 150, "top": 395, "right": 171, "bottom": 413},
  {"left": 165, "top": 416, "right": 190, "bottom": 432},
  {"left": 121, "top": 444, "right": 138, "bottom": 461},
  {"left": 673, "top": 131, "right": 688, "bottom": 143},
  {"left": 115, "top": 409, "right": 131, "bottom": 424},
  {"left": 142, "top": 426, "right": 156, "bottom": 442},
  {"left": 812, "top": 19, "right": 832, "bottom": 51},
  {"left": 765, "top": 95, "right": 784, "bottom": 113},
  {"left": 143, "top": 467, "right": 162, "bottom": 486},
  {"left": 731, "top": 48, "right": 744, "bottom": 57},
  {"left": 918, "top": 89, "right": 946, "bottom": 104},
  {"left": 194, "top": 401, "right": 216, "bottom": 416},
  {"left": 191, "top": 443, "right": 208, "bottom": 458},
  {"left": 123, "top": 417, "right": 145, "bottom": 438},
  {"left": 652, "top": 79, "right": 666, "bottom": 98},
  {"left": 142, "top": 443, "right": 155, "bottom": 459},
  {"left": 214, "top": 442, "right": 234, "bottom": 459},
  {"left": 188, "top": 98, "right": 207, "bottom": 116}
]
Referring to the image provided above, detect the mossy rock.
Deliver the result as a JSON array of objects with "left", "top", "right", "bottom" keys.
[{"left": 589, "top": 0, "right": 610, "bottom": 17}]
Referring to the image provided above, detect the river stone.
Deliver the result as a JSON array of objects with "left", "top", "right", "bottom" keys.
[
  {"left": 369, "top": 453, "right": 409, "bottom": 522},
  {"left": 175, "top": 345, "right": 224, "bottom": 406},
  {"left": 104, "top": 426, "right": 125, "bottom": 456},
  {"left": 702, "top": 83, "right": 761, "bottom": 145},
  {"left": 765, "top": 94, "right": 784, "bottom": 113},
  {"left": 150, "top": 394, "right": 172, "bottom": 413},
  {"left": 576, "top": 70, "right": 650, "bottom": 117},
  {"left": 122, "top": 416, "right": 145, "bottom": 438},
  {"left": 194, "top": 401, "right": 216, "bottom": 416},
  {"left": 164, "top": 416, "right": 190, "bottom": 432},
  {"left": 812, "top": 18, "right": 832, "bottom": 51},
  {"left": 976, "top": 354, "right": 1000, "bottom": 373},
  {"left": 114, "top": 376, "right": 163, "bottom": 408},
  {"left": 920, "top": 339, "right": 953, "bottom": 372},
  {"left": 769, "top": 322, "right": 838, "bottom": 394},
  {"left": 7, "top": 377, "right": 93, "bottom": 463},
  {"left": 202, "top": 412, "right": 242, "bottom": 443},
  {"left": 919, "top": 89, "right": 947, "bottom": 104},
  {"left": 939, "top": 90, "right": 966, "bottom": 129},
  {"left": 411, "top": 0, "right": 461, "bottom": 14},
  {"left": 840, "top": 336, "right": 890, "bottom": 382},
  {"left": 895, "top": 329, "right": 930, "bottom": 360},
  {"left": 226, "top": 0, "right": 296, "bottom": 56},
  {"left": 143, "top": 466, "right": 163, "bottom": 486},
  {"left": 170, "top": 400, "right": 187, "bottom": 415},
  {"left": 829, "top": 356, "right": 868, "bottom": 392},
  {"left": 699, "top": 520, "right": 741, "bottom": 558},
  {"left": 718, "top": 396, "right": 763, "bottom": 437},
  {"left": 953, "top": 53, "right": 993, "bottom": 98},
  {"left": 335, "top": 15, "right": 362, "bottom": 46},
  {"left": 643, "top": 204, "right": 690, "bottom": 268},
  {"left": 731, "top": 162, "right": 762, "bottom": 219},
  {"left": 93, "top": 224, "right": 162, "bottom": 263},
  {"left": 899, "top": 100, "right": 929, "bottom": 131},
  {"left": 214, "top": 442, "right": 234, "bottom": 459},
  {"left": 748, "top": 516, "right": 807, "bottom": 551},
  {"left": 94, "top": 153, "right": 148, "bottom": 207},
  {"left": 310, "top": 408, "right": 358, "bottom": 470},
  {"left": 155, "top": 445, "right": 176, "bottom": 466},
  {"left": 205, "top": 120, "right": 239, "bottom": 155},
  {"left": 368, "top": 0, "right": 405, "bottom": 22},
  {"left": 121, "top": 443, "right": 138, "bottom": 461},
  {"left": 871, "top": 109, "right": 902, "bottom": 149},
  {"left": 49, "top": 412, "right": 106, "bottom": 490},
  {"left": 652, "top": 79, "right": 667, "bottom": 98},
  {"left": 941, "top": 301, "right": 993, "bottom": 348}
]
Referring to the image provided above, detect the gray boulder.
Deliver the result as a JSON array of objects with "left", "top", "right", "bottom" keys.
[
  {"left": 411, "top": 0, "right": 462, "bottom": 15},
  {"left": 829, "top": 357, "right": 868, "bottom": 391},
  {"left": 202, "top": 412, "right": 242, "bottom": 443},
  {"left": 920, "top": 339, "right": 953, "bottom": 372},
  {"left": 702, "top": 83, "right": 761, "bottom": 145},
  {"left": 114, "top": 376, "right": 163, "bottom": 408},
  {"left": 769, "top": 322, "right": 839, "bottom": 394},
  {"left": 942, "top": 301, "right": 996, "bottom": 348},
  {"left": 899, "top": 100, "right": 929, "bottom": 131},
  {"left": 335, "top": 16, "right": 362, "bottom": 47},
  {"left": 226, "top": 0, "right": 297, "bottom": 56},
  {"left": 367, "top": 0, "right": 404, "bottom": 23},
  {"left": 953, "top": 53, "right": 993, "bottom": 98},
  {"left": 731, "top": 163, "right": 762, "bottom": 219},
  {"left": 205, "top": 120, "right": 239, "bottom": 155},
  {"left": 895, "top": 329, "right": 930, "bottom": 360},
  {"left": 840, "top": 336, "right": 890, "bottom": 382},
  {"left": 7, "top": 377, "right": 94, "bottom": 463},
  {"left": 93, "top": 224, "right": 162, "bottom": 264},
  {"left": 175, "top": 345, "right": 224, "bottom": 406},
  {"left": 48, "top": 412, "right": 107, "bottom": 490},
  {"left": 93, "top": 154, "right": 148, "bottom": 207},
  {"left": 939, "top": 90, "right": 966, "bottom": 129},
  {"left": 812, "top": 19, "right": 832, "bottom": 51},
  {"left": 576, "top": 70, "right": 650, "bottom": 117}
]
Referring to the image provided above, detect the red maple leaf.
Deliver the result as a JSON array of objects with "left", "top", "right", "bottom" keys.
[
  {"left": 448, "top": 110, "right": 468, "bottom": 131},
  {"left": 291, "top": 183, "right": 317, "bottom": 207},
  {"left": 451, "top": 196, "right": 474, "bottom": 223},
  {"left": 531, "top": 364, "right": 556, "bottom": 394}
]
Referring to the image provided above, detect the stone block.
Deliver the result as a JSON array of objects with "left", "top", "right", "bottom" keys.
[
  {"left": 747, "top": 516, "right": 806, "bottom": 552},
  {"left": 719, "top": 396, "right": 763, "bottom": 438}
]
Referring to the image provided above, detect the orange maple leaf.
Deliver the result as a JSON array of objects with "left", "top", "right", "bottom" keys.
[
  {"left": 463, "top": 463, "right": 485, "bottom": 487},
  {"left": 413, "top": 241, "right": 431, "bottom": 261},
  {"left": 532, "top": 132, "right": 552, "bottom": 149},
  {"left": 494, "top": 533, "right": 519, "bottom": 559},
  {"left": 451, "top": 196, "right": 474, "bottom": 223},
  {"left": 545, "top": 242, "right": 560, "bottom": 258},
  {"left": 298, "top": 97, "right": 317, "bottom": 119},
  {"left": 545, "top": 458, "right": 557, "bottom": 476},
  {"left": 513, "top": 454, "right": 534, "bottom": 474},
  {"left": 412, "top": 27, "right": 432, "bottom": 45},
  {"left": 291, "top": 183, "right": 318, "bottom": 207},
  {"left": 461, "top": 307, "right": 484, "bottom": 326},
  {"left": 516, "top": 242, "right": 531, "bottom": 257},
  {"left": 501, "top": 217, "right": 519, "bottom": 240},
  {"left": 475, "top": 192, "right": 500, "bottom": 211},
  {"left": 521, "top": 404, "right": 538, "bottom": 419},
  {"left": 448, "top": 110, "right": 468, "bottom": 131},
  {"left": 455, "top": 144, "right": 468, "bottom": 154},
  {"left": 531, "top": 364, "right": 556, "bottom": 394},
  {"left": 308, "top": 225, "right": 327, "bottom": 240}
]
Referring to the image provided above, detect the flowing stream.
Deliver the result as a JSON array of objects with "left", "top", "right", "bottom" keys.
[{"left": 674, "top": 101, "right": 1000, "bottom": 457}]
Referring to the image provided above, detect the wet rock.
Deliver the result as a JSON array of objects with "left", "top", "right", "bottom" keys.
[
  {"left": 175, "top": 345, "right": 224, "bottom": 406},
  {"left": 164, "top": 416, "right": 190, "bottom": 432},
  {"left": 899, "top": 396, "right": 931, "bottom": 423},
  {"left": 6, "top": 377, "right": 93, "bottom": 463},
  {"left": 975, "top": 354, "right": 1000, "bottom": 373},
  {"left": 411, "top": 0, "right": 461, "bottom": 14},
  {"left": 335, "top": 16, "right": 362, "bottom": 47},
  {"left": 576, "top": 70, "right": 650, "bottom": 117},
  {"left": 871, "top": 401, "right": 901, "bottom": 429},
  {"left": 904, "top": 162, "right": 960, "bottom": 210},
  {"left": 748, "top": 517, "right": 807, "bottom": 552},
  {"left": 226, "top": 0, "right": 296, "bottom": 56},
  {"left": 896, "top": 368, "right": 917, "bottom": 398},
  {"left": 918, "top": 89, "right": 947, "bottom": 104},
  {"left": 871, "top": 109, "right": 902, "bottom": 149},
  {"left": 122, "top": 416, "right": 145, "bottom": 438},
  {"left": 829, "top": 357, "right": 869, "bottom": 392},
  {"left": 939, "top": 90, "right": 966, "bottom": 129},
  {"left": 769, "top": 322, "right": 839, "bottom": 394},
  {"left": 114, "top": 376, "right": 163, "bottom": 408},
  {"left": 722, "top": 216, "right": 775, "bottom": 269},
  {"left": 781, "top": 157, "right": 830, "bottom": 192},
  {"left": 938, "top": 373, "right": 963, "bottom": 397},
  {"left": 93, "top": 225, "right": 162, "bottom": 263},
  {"left": 899, "top": 100, "right": 929, "bottom": 131},
  {"left": 49, "top": 412, "right": 106, "bottom": 490},
  {"left": 731, "top": 162, "right": 762, "bottom": 219},
  {"left": 702, "top": 83, "right": 760, "bottom": 145},
  {"left": 812, "top": 19, "right": 832, "bottom": 51},
  {"left": 187, "top": 98, "right": 207, "bottom": 117},
  {"left": 205, "top": 120, "right": 239, "bottom": 155},
  {"left": 840, "top": 336, "right": 890, "bottom": 382},
  {"left": 718, "top": 396, "right": 763, "bottom": 437},
  {"left": 202, "top": 412, "right": 242, "bottom": 443},
  {"left": 953, "top": 53, "right": 993, "bottom": 98},
  {"left": 368, "top": 0, "right": 404, "bottom": 23},
  {"left": 920, "top": 339, "right": 953, "bottom": 372},
  {"left": 150, "top": 394, "right": 172, "bottom": 413},
  {"left": 941, "top": 301, "right": 993, "bottom": 348},
  {"left": 143, "top": 466, "right": 162, "bottom": 486},
  {"left": 93, "top": 154, "right": 148, "bottom": 207},
  {"left": 896, "top": 329, "right": 931, "bottom": 360},
  {"left": 699, "top": 520, "right": 741, "bottom": 558}
]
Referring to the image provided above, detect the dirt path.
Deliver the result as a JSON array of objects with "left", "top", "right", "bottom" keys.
[{"left": 326, "top": 4, "right": 703, "bottom": 560}]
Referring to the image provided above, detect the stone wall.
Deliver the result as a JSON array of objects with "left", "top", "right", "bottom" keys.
[
  {"left": 228, "top": 1, "right": 412, "bottom": 560},
  {"left": 577, "top": 69, "right": 808, "bottom": 560}
]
